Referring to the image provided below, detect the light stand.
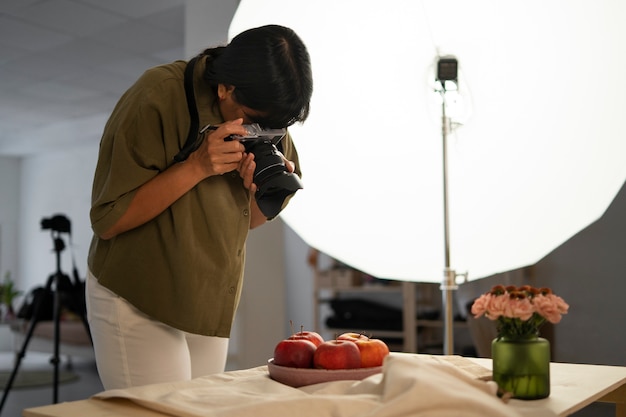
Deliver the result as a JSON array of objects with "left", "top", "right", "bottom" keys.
[
  {"left": 0, "top": 220, "right": 90, "bottom": 415},
  {"left": 436, "top": 56, "right": 467, "bottom": 355}
]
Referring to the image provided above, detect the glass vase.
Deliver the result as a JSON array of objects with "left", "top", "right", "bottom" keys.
[{"left": 491, "top": 335, "right": 550, "bottom": 400}]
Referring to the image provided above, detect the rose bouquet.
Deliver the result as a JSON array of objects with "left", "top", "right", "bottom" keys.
[{"left": 471, "top": 285, "right": 569, "bottom": 339}]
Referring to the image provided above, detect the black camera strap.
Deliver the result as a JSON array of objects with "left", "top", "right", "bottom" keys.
[{"left": 173, "top": 55, "right": 201, "bottom": 163}]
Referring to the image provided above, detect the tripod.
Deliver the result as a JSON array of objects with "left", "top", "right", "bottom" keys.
[{"left": 0, "top": 231, "right": 91, "bottom": 414}]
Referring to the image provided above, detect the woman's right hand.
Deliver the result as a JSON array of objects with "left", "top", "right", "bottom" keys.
[{"left": 187, "top": 119, "right": 249, "bottom": 178}]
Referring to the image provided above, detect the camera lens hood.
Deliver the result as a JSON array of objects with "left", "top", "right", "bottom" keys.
[{"left": 256, "top": 172, "right": 303, "bottom": 218}]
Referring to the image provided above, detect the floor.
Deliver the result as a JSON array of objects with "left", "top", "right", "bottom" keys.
[{"left": 0, "top": 351, "right": 616, "bottom": 417}]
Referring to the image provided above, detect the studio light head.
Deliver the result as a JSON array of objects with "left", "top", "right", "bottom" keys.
[
  {"left": 437, "top": 56, "right": 459, "bottom": 91},
  {"left": 437, "top": 56, "right": 458, "bottom": 82}
]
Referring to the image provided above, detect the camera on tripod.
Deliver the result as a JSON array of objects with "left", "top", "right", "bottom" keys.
[
  {"left": 3, "top": 214, "right": 91, "bottom": 410},
  {"left": 17, "top": 215, "right": 80, "bottom": 322},
  {"left": 41, "top": 214, "right": 71, "bottom": 234}
]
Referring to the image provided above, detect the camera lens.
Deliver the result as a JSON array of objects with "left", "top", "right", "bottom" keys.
[{"left": 244, "top": 140, "right": 303, "bottom": 218}]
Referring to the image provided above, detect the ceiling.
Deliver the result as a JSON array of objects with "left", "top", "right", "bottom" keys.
[{"left": 0, "top": 0, "right": 189, "bottom": 156}]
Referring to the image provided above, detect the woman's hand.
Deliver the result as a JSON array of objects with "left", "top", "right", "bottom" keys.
[
  {"left": 187, "top": 119, "right": 249, "bottom": 178},
  {"left": 283, "top": 155, "right": 296, "bottom": 173},
  {"left": 238, "top": 147, "right": 296, "bottom": 192},
  {"left": 238, "top": 152, "right": 257, "bottom": 192}
]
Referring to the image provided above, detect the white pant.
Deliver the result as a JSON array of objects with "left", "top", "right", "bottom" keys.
[{"left": 86, "top": 269, "right": 229, "bottom": 390}]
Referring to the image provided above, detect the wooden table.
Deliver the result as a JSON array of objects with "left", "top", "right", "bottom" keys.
[{"left": 23, "top": 356, "right": 626, "bottom": 417}]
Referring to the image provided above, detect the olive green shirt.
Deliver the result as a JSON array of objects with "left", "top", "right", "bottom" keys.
[{"left": 87, "top": 58, "right": 300, "bottom": 337}]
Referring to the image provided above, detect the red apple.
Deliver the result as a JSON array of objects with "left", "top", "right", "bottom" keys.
[
  {"left": 313, "top": 340, "right": 361, "bottom": 370},
  {"left": 289, "top": 327, "right": 324, "bottom": 347},
  {"left": 273, "top": 339, "right": 317, "bottom": 368},
  {"left": 354, "top": 337, "right": 390, "bottom": 368},
  {"left": 337, "top": 332, "right": 389, "bottom": 367}
]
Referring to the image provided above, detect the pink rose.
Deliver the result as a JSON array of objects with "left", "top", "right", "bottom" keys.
[
  {"left": 471, "top": 293, "right": 490, "bottom": 318},
  {"left": 485, "top": 294, "right": 507, "bottom": 320},
  {"left": 504, "top": 297, "right": 535, "bottom": 321},
  {"left": 552, "top": 294, "right": 570, "bottom": 314},
  {"left": 533, "top": 294, "right": 569, "bottom": 324}
]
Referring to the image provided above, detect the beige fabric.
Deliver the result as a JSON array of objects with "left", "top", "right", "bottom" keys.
[{"left": 94, "top": 354, "right": 557, "bottom": 417}]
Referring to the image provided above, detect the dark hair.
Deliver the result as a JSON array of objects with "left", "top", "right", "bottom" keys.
[{"left": 201, "top": 25, "right": 312, "bottom": 128}]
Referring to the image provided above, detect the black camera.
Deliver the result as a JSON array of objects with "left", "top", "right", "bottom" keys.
[
  {"left": 228, "top": 124, "right": 303, "bottom": 218},
  {"left": 41, "top": 214, "right": 71, "bottom": 233}
]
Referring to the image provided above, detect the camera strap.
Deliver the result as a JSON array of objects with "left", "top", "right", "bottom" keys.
[{"left": 173, "top": 55, "right": 201, "bottom": 163}]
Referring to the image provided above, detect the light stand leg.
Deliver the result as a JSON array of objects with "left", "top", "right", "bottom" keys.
[
  {"left": 51, "top": 274, "right": 62, "bottom": 404},
  {"left": 48, "top": 234, "right": 67, "bottom": 404},
  {"left": 0, "top": 275, "right": 54, "bottom": 414}
]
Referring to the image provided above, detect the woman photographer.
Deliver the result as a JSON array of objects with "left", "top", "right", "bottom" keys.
[{"left": 86, "top": 24, "right": 312, "bottom": 389}]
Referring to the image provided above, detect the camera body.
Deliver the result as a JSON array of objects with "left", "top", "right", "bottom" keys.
[
  {"left": 228, "top": 124, "right": 303, "bottom": 218},
  {"left": 232, "top": 123, "right": 286, "bottom": 146},
  {"left": 41, "top": 214, "right": 71, "bottom": 233}
]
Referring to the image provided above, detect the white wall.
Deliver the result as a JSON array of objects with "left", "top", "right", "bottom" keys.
[
  {"left": 283, "top": 222, "right": 315, "bottom": 335},
  {"left": 233, "top": 218, "right": 287, "bottom": 369},
  {"left": 0, "top": 156, "right": 21, "bottom": 288}
]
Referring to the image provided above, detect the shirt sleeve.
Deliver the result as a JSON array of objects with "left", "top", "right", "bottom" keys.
[{"left": 90, "top": 71, "right": 182, "bottom": 236}]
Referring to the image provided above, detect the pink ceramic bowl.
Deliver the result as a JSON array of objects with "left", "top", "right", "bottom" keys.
[{"left": 267, "top": 358, "right": 382, "bottom": 388}]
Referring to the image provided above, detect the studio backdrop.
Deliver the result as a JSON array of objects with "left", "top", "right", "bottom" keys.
[{"left": 230, "top": 0, "right": 626, "bottom": 284}]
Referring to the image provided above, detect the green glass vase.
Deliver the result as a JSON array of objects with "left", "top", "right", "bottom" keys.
[{"left": 491, "top": 336, "right": 550, "bottom": 400}]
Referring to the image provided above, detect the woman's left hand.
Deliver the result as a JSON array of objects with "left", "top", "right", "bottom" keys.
[
  {"left": 238, "top": 152, "right": 257, "bottom": 192},
  {"left": 238, "top": 151, "right": 296, "bottom": 192}
]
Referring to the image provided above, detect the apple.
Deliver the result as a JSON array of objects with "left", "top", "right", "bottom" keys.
[
  {"left": 273, "top": 339, "right": 317, "bottom": 368},
  {"left": 354, "top": 338, "right": 389, "bottom": 368},
  {"left": 337, "top": 332, "right": 390, "bottom": 368},
  {"left": 289, "top": 326, "right": 324, "bottom": 347},
  {"left": 313, "top": 339, "right": 361, "bottom": 370},
  {"left": 337, "top": 332, "right": 369, "bottom": 342}
]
